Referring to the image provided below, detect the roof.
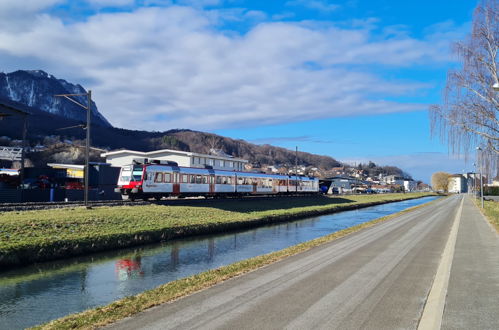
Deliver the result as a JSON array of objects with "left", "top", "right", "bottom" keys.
[
  {"left": 47, "top": 162, "right": 110, "bottom": 169},
  {"left": 101, "top": 148, "right": 248, "bottom": 163},
  {"left": 0, "top": 97, "right": 30, "bottom": 117}
]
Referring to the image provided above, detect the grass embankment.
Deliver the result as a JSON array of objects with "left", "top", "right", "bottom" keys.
[
  {"left": 0, "top": 193, "right": 435, "bottom": 268},
  {"left": 34, "top": 194, "right": 443, "bottom": 330},
  {"left": 481, "top": 199, "right": 499, "bottom": 232}
]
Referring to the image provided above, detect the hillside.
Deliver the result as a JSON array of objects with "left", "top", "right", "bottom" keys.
[{"left": 0, "top": 97, "right": 341, "bottom": 170}]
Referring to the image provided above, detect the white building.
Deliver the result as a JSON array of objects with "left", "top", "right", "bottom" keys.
[
  {"left": 101, "top": 149, "right": 248, "bottom": 171},
  {"left": 403, "top": 180, "right": 417, "bottom": 192},
  {"left": 384, "top": 175, "right": 405, "bottom": 186},
  {"left": 448, "top": 174, "right": 466, "bottom": 193}
]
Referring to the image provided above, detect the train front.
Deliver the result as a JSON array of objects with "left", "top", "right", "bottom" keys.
[{"left": 115, "top": 164, "right": 144, "bottom": 200}]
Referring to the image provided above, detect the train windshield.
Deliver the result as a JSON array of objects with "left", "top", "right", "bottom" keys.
[
  {"left": 131, "top": 165, "right": 144, "bottom": 181},
  {"left": 120, "top": 165, "right": 143, "bottom": 182}
]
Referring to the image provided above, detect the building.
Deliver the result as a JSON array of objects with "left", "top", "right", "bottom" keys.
[
  {"left": 383, "top": 175, "right": 405, "bottom": 186},
  {"left": 448, "top": 174, "right": 466, "bottom": 193},
  {"left": 403, "top": 180, "right": 417, "bottom": 192},
  {"left": 101, "top": 148, "right": 248, "bottom": 171},
  {"left": 323, "top": 176, "right": 364, "bottom": 194}
]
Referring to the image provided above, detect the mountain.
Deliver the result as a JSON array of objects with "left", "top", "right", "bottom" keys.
[{"left": 0, "top": 70, "right": 111, "bottom": 127}]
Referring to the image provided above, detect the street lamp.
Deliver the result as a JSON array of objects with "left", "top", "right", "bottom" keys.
[
  {"left": 476, "top": 146, "right": 484, "bottom": 208},
  {"left": 54, "top": 91, "right": 92, "bottom": 208}
]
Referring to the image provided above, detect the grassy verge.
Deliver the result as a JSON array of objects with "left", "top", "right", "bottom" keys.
[
  {"left": 476, "top": 199, "right": 499, "bottom": 232},
  {"left": 33, "top": 194, "right": 444, "bottom": 330},
  {"left": 0, "top": 193, "right": 436, "bottom": 268}
]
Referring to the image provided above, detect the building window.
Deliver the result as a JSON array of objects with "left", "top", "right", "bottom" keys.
[
  {"left": 220, "top": 160, "right": 225, "bottom": 167},
  {"left": 228, "top": 161, "right": 234, "bottom": 168},
  {"left": 207, "top": 159, "right": 214, "bottom": 166}
]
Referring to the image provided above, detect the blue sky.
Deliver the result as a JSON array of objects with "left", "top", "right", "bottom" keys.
[{"left": 0, "top": 0, "right": 479, "bottom": 182}]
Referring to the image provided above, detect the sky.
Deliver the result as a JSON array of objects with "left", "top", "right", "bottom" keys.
[{"left": 0, "top": 0, "right": 480, "bottom": 182}]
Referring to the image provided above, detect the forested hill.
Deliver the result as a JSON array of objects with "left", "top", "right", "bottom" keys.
[{"left": 0, "top": 103, "right": 341, "bottom": 169}]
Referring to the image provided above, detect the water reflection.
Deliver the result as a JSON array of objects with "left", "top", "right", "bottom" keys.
[
  {"left": 0, "top": 196, "right": 438, "bottom": 329},
  {"left": 115, "top": 257, "right": 144, "bottom": 281}
]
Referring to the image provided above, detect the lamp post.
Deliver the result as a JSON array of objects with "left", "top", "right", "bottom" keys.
[
  {"left": 476, "top": 147, "right": 484, "bottom": 208},
  {"left": 54, "top": 91, "right": 92, "bottom": 208}
]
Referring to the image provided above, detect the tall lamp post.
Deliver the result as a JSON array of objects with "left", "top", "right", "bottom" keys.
[
  {"left": 476, "top": 147, "right": 484, "bottom": 208},
  {"left": 54, "top": 91, "right": 92, "bottom": 208}
]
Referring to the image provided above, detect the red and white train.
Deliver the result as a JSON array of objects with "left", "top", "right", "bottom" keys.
[{"left": 115, "top": 160, "right": 319, "bottom": 200}]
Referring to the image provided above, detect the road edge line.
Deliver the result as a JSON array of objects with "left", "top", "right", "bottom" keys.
[{"left": 418, "top": 196, "right": 463, "bottom": 330}]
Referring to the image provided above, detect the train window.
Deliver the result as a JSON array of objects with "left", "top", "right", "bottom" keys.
[
  {"left": 190, "top": 175, "right": 196, "bottom": 184},
  {"left": 182, "top": 174, "right": 188, "bottom": 183},
  {"left": 226, "top": 177, "right": 232, "bottom": 184},
  {"left": 164, "top": 173, "right": 171, "bottom": 183},
  {"left": 216, "top": 176, "right": 222, "bottom": 184},
  {"left": 154, "top": 172, "right": 163, "bottom": 183},
  {"left": 202, "top": 176, "right": 208, "bottom": 184}
]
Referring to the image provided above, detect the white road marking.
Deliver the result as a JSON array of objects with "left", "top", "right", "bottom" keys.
[{"left": 418, "top": 196, "right": 464, "bottom": 330}]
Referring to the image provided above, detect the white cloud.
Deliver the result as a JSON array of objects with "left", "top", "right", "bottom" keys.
[
  {"left": 0, "top": 4, "right": 459, "bottom": 131},
  {"left": 286, "top": 0, "right": 340, "bottom": 13},
  {"left": 85, "top": 0, "right": 136, "bottom": 8}
]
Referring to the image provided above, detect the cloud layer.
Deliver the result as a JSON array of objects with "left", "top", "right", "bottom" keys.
[{"left": 0, "top": 1, "right": 461, "bottom": 131}]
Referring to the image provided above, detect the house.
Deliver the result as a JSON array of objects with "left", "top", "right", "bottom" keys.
[
  {"left": 325, "top": 176, "right": 361, "bottom": 193},
  {"left": 403, "top": 180, "right": 417, "bottom": 192},
  {"left": 101, "top": 148, "right": 248, "bottom": 171},
  {"left": 383, "top": 175, "right": 405, "bottom": 186}
]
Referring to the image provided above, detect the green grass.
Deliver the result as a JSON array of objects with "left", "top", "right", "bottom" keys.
[
  {"left": 481, "top": 200, "right": 499, "bottom": 232},
  {"left": 32, "top": 194, "right": 443, "bottom": 330},
  {"left": 0, "top": 193, "right": 435, "bottom": 267}
]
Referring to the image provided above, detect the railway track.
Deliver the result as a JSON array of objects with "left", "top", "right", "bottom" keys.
[{"left": 0, "top": 194, "right": 319, "bottom": 212}]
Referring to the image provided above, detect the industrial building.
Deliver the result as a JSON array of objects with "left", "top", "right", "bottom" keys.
[{"left": 101, "top": 148, "right": 248, "bottom": 171}]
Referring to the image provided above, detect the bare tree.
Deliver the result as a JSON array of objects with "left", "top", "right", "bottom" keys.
[
  {"left": 430, "top": 0, "right": 499, "bottom": 160},
  {"left": 431, "top": 172, "right": 451, "bottom": 192}
]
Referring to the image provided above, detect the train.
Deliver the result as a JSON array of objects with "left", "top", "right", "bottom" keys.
[{"left": 115, "top": 160, "right": 319, "bottom": 200}]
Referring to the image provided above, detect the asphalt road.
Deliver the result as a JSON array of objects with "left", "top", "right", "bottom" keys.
[{"left": 108, "top": 195, "right": 499, "bottom": 330}]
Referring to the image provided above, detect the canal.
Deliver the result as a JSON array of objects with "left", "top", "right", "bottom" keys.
[{"left": 0, "top": 196, "right": 439, "bottom": 329}]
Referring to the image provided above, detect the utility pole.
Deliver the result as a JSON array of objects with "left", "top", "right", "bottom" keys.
[
  {"left": 295, "top": 146, "right": 298, "bottom": 193},
  {"left": 55, "top": 90, "right": 92, "bottom": 208},
  {"left": 476, "top": 147, "right": 484, "bottom": 208},
  {"left": 85, "top": 90, "right": 91, "bottom": 208}
]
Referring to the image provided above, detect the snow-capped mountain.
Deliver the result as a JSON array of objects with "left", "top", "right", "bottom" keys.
[{"left": 0, "top": 70, "right": 111, "bottom": 127}]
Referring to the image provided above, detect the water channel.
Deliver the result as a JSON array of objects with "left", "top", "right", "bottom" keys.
[{"left": 0, "top": 196, "right": 439, "bottom": 329}]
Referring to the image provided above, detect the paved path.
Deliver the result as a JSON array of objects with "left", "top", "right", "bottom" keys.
[
  {"left": 441, "top": 196, "right": 499, "bottom": 329},
  {"left": 108, "top": 195, "right": 499, "bottom": 330}
]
